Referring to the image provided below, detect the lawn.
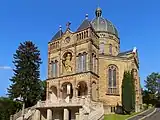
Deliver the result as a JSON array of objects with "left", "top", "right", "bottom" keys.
[{"left": 104, "top": 112, "right": 140, "bottom": 120}]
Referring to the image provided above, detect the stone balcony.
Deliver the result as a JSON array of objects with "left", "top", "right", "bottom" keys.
[{"left": 36, "top": 97, "right": 87, "bottom": 109}]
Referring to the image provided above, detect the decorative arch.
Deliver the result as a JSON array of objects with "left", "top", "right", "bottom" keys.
[
  {"left": 107, "top": 64, "right": 119, "bottom": 94},
  {"left": 61, "top": 82, "right": 73, "bottom": 99},
  {"left": 77, "top": 81, "right": 88, "bottom": 97},
  {"left": 49, "top": 86, "right": 58, "bottom": 101}
]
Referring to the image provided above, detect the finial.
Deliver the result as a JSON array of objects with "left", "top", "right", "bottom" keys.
[
  {"left": 66, "top": 22, "right": 71, "bottom": 30},
  {"left": 85, "top": 14, "right": 88, "bottom": 19},
  {"left": 59, "top": 25, "right": 62, "bottom": 30},
  {"left": 95, "top": 7, "right": 102, "bottom": 17}
]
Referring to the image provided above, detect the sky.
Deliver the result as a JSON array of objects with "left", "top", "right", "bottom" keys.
[{"left": 0, "top": 0, "right": 160, "bottom": 96}]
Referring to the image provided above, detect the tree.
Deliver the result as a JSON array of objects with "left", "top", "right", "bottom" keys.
[
  {"left": 142, "top": 89, "right": 152, "bottom": 106},
  {"left": 131, "top": 70, "right": 135, "bottom": 111},
  {"left": 122, "top": 71, "right": 135, "bottom": 114},
  {"left": 8, "top": 41, "right": 42, "bottom": 107},
  {"left": 0, "top": 97, "right": 22, "bottom": 120},
  {"left": 41, "top": 80, "right": 47, "bottom": 101},
  {"left": 145, "top": 72, "right": 160, "bottom": 94}
]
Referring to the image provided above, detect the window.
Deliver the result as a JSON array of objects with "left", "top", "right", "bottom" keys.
[
  {"left": 111, "top": 107, "right": 116, "bottom": 113},
  {"left": 77, "top": 53, "right": 87, "bottom": 72},
  {"left": 92, "top": 54, "right": 97, "bottom": 73},
  {"left": 109, "top": 44, "right": 112, "bottom": 55},
  {"left": 100, "top": 43, "right": 105, "bottom": 54},
  {"left": 51, "top": 60, "right": 58, "bottom": 77},
  {"left": 108, "top": 65, "right": 118, "bottom": 94}
]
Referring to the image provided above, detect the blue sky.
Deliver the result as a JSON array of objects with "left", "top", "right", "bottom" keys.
[{"left": 0, "top": 0, "right": 160, "bottom": 96}]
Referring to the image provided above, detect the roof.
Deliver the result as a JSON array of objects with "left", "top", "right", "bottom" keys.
[
  {"left": 90, "top": 7, "right": 119, "bottom": 37},
  {"left": 77, "top": 19, "right": 92, "bottom": 32},
  {"left": 118, "top": 50, "right": 133, "bottom": 56},
  {"left": 51, "top": 29, "right": 63, "bottom": 41}
]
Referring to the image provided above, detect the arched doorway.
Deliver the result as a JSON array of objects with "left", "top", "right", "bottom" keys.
[
  {"left": 77, "top": 81, "right": 88, "bottom": 97},
  {"left": 62, "top": 82, "right": 73, "bottom": 99},
  {"left": 50, "top": 86, "right": 57, "bottom": 102}
]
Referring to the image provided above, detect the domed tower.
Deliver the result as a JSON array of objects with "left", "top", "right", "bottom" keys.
[{"left": 91, "top": 8, "right": 120, "bottom": 56}]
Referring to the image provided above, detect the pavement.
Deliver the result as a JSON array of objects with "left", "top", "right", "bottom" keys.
[
  {"left": 143, "top": 108, "right": 160, "bottom": 120},
  {"left": 127, "top": 108, "right": 155, "bottom": 120}
]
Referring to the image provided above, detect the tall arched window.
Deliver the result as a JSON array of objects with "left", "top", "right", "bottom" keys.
[
  {"left": 100, "top": 42, "right": 105, "bottom": 54},
  {"left": 77, "top": 53, "right": 87, "bottom": 72},
  {"left": 109, "top": 44, "right": 112, "bottom": 55},
  {"left": 108, "top": 65, "right": 118, "bottom": 94},
  {"left": 92, "top": 54, "right": 97, "bottom": 73},
  {"left": 51, "top": 60, "right": 58, "bottom": 77}
]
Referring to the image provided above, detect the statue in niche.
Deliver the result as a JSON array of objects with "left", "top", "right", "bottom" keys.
[{"left": 62, "top": 52, "right": 72, "bottom": 73}]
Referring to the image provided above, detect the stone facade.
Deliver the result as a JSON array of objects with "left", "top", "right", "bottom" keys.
[{"left": 11, "top": 7, "right": 143, "bottom": 120}]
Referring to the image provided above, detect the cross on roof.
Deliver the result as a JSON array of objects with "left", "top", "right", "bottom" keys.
[{"left": 66, "top": 22, "right": 71, "bottom": 30}]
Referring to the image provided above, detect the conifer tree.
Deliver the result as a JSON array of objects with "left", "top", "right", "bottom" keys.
[
  {"left": 8, "top": 41, "right": 42, "bottom": 107},
  {"left": 131, "top": 70, "right": 135, "bottom": 111},
  {"left": 122, "top": 71, "right": 135, "bottom": 114}
]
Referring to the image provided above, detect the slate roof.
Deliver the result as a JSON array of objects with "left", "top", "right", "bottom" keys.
[
  {"left": 118, "top": 49, "right": 133, "bottom": 56},
  {"left": 77, "top": 19, "right": 92, "bottom": 32},
  {"left": 51, "top": 29, "right": 63, "bottom": 41}
]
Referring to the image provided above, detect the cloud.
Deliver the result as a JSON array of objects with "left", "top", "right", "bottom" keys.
[{"left": 0, "top": 66, "right": 12, "bottom": 70}]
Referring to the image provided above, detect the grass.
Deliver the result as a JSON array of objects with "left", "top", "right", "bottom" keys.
[{"left": 104, "top": 112, "right": 140, "bottom": 120}]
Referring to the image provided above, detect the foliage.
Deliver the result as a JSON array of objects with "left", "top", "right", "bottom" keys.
[
  {"left": 143, "top": 72, "right": 160, "bottom": 106},
  {"left": 0, "top": 97, "right": 22, "bottom": 120},
  {"left": 41, "top": 80, "right": 47, "bottom": 101},
  {"left": 7, "top": 41, "right": 42, "bottom": 108},
  {"left": 131, "top": 70, "right": 135, "bottom": 111},
  {"left": 122, "top": 71, "right": 135, "bottom": 114},
  {"left": 145, "top": 72, "right": 160, "bottom": 94}
]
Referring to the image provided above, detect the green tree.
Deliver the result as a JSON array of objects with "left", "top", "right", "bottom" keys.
[
  {"left": 131, "top": 70, "right": 135, "bottom": 111},
  {"left": 8, "top": 41, "right": 42, "bottom": 107},
  {"left": 144, "top": 72, "right": 160, "bottom": 106},
  {"left": 122, "top": 71, "right": 135, "bottom": 114},
  {"left": 41, "top": 80, "right": 46, "bottom": 101},
  {"left": 0, "top": 97, "right": 22, "bottom": 120},
  {"left": 145, "top": 72, "right": 160, "bottom": 94}
]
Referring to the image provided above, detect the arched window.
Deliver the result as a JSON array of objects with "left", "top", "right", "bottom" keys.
[
  {"left": 51, "top": 60, "right": 58, "bottom": 77},
  {"left": 77, "top": 53, "right": 87, "bottom": 72},
  {"left": 100, "top": 43, "right": 105, "bottom": 54},
  {"left": 109, "top": 44, "right": 112, "bottom": 55},
  {"left": 108, "top": 65, "right": 118, "bottom": 94},
  {"left": 92, "top": 54, "right": 97, "bottom": 73}
]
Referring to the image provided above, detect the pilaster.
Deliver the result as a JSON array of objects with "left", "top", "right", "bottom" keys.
[
  {"left": 63, "top": 109, "right": 69, "bottom": 120},
  {"left": 47, "top": 109, "right": 52, "bottom": 120}
]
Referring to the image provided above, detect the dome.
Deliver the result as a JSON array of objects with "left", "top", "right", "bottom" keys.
[{"left": 91, "top": 8, "right": 119, "bottom": 37}]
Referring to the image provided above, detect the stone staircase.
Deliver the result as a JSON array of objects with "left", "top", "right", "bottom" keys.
[{"left": 11, "top": 97, "right": 104, "bottom": 120}]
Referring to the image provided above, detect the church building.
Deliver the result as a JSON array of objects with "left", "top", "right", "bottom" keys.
[{"left": 11, "top": 7, "right": 143, "bottom": 120}]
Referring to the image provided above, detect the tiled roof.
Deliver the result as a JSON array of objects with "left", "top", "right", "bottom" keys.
[
  {"left": 77, "top": 19, "right": 91, "bottom": 32},
  {"left": 51, "top": 30, "right": 63, "bottom": 41}
]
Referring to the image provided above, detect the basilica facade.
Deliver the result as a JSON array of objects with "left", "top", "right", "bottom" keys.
[
  {"left": 46, "top": 7, "right": 142, "bottom": 116},
  {"left": 11, "top": 7, "right": 143, "bottom": 120}
]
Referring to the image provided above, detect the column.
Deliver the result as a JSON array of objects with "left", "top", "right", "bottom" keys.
[
  {"left": 47, "top": 109, "right": 52, "bottom": 120},
  {"left": 34, "top": 109, "right": 40, "bottom": 120},
  {"left": 10, "top": 115, "right": 13, "bottom": 120},
  {"left": 63, "top": 109, "right": 69, "bottom": 120},
  {"left": 84, "top": 113, "right": 89, "bottom": 120},
  {"left": 75, "top": 112, "right": 79, "bottom": 120}
]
